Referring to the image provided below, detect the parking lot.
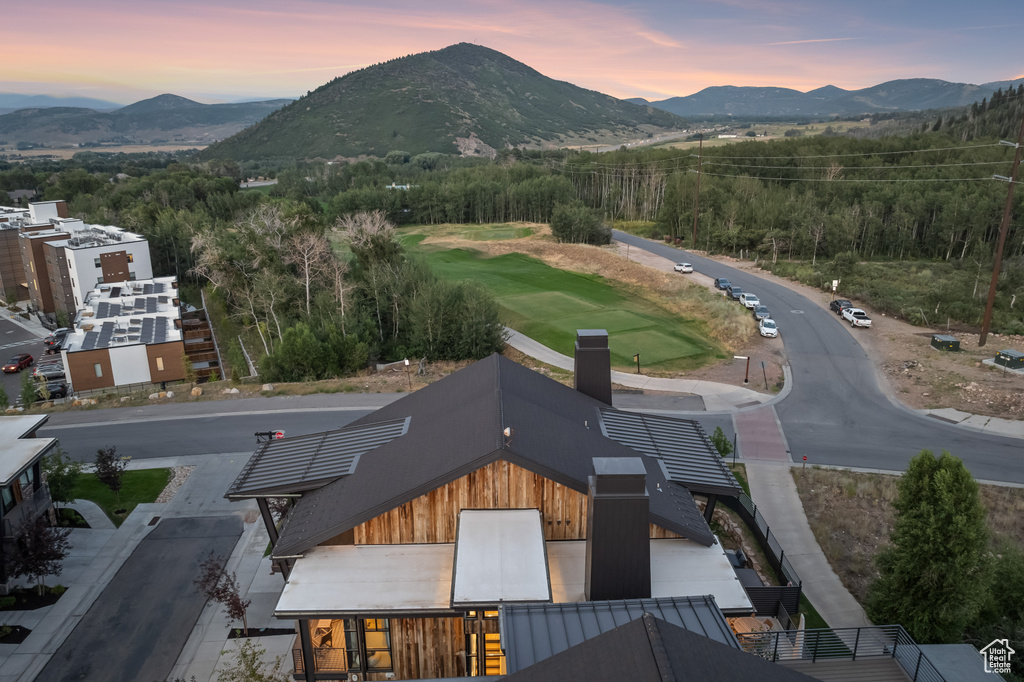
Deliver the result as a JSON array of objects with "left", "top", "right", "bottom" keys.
[{"left": 0, "top": 314, "right": 59, "bottom": 404}]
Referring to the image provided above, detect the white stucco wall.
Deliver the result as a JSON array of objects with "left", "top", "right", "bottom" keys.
[{"left": 108, "top": 344, "right": 151, "bottom": 386}]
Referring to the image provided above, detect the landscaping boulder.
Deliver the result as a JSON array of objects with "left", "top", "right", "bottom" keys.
[
  {"left": 191, "top": 387, "right": 203, "bottom": 397},
  {"left": 165, "top": 391, "right": 174, "bottom": 399},
  {"left": 149, "top": 393, "right": 160, "bottom": 400},
  {"left": 262, "top": 383, "right": 274, "bottom": 392},
  {"left": 120, "top": 396, "right": 131, "bottom": 403}
]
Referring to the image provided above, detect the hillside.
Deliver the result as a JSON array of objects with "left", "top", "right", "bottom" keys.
[
  {"left": 641, "top": 77, "right": 1024, "bottom": 118},
  {"left": 0, "top": 95, "right": 290, "bottom": 147},
  {"left": 199, "top": 43, "right": 686, "bottom": 161}
]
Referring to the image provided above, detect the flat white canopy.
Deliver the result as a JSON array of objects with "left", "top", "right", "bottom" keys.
[
  {"left": 547, "top": 538, "right": 753, "bottom": 613},
  {"left": 452, "top": 509, "right": 551, "bottom": 607},
  {"left": 275, "top": 544, "right": 455, "bottom": 617},
  {"left": 0, "top": 415, "right": 54, "bottom": 486}
]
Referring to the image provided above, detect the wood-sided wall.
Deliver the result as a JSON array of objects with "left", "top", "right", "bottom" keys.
[
  {"left": 365, "top": 617, "right": 468, "bottom": 681},
  {"left": 348, "top": 459, "right": 679, "bottom": 545}
]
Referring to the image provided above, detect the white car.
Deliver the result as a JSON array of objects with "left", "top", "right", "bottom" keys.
[
  {"left": 739, "top": 293, "right": 760, "bottom": 309},
  {"left": 759, "top": 318, "right": 778, "bottom": 338},
  {"left": 842, "top": 307, "right": 872, "bottom": 327},
  {"left": 674, "top": 262, "right": 693, "bottom": 273}
]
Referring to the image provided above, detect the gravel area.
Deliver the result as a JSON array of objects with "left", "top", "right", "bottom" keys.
[{"left": 155, "top": 465, "right": 196, "bottom": 503}]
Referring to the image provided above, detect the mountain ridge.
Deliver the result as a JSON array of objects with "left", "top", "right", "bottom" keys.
[{"left": 199, "top": 42, "right": 686, "bottom": 160}]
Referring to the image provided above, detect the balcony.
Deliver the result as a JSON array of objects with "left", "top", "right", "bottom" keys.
[
  {"left": 735, "top": 625, "right": 945, "bottom": 682},
  {"left": 2, "top": 483, "right": 52, "bottom": 539}
]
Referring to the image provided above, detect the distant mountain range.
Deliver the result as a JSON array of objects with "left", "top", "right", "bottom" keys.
[
  {"left": 199, "top": 43, "right": 686, "bottom": 161},
  {"left": 629, "top": 77, "right": 1024, "bottom": 118},
  {"left": 0, "top": 94, "right": 291, "bottom": 147},
  {"left": 0, "top": 93, "right": 123, "bottom": 115}
]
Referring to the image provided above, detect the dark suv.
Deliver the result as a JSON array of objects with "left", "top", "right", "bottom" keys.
[
  {"left": 829, "top": 299, "right": 852, "bottom": 314},
  {"left": 714, "top": 278, "right": 731, "bottom": 290},
  {"left": 36, "top": 381, "right": 69, "bottom": 400}
]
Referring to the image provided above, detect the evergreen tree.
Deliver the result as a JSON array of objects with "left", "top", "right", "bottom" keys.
[{"left": 867, "top": 450, "right": 989, "bottom": 643}]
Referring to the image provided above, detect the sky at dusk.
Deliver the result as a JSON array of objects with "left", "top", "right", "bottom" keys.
[{"left": 4, "top": 0, "right": 1023, "bottom": 105}]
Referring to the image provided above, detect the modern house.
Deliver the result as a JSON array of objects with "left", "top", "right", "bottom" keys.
[
  {"left": 60, "top": 276, "right": 186, "bottom": 392},
  {"left": 0, "top": 415, "right": 57, "bottom": 589},
  {"left": 0, "top": 200, "right": 152, "bottom": 318},
  {"left": 228, "top": 330, "right": 765, "bottom": 681}
]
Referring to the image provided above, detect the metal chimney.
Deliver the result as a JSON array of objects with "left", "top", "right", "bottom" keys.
[
  {"left": 585, "top": 457, "right": 651, "bottom": 601},
  {"left": 574, "top": 329, "right": 612, "bottom": 405}
]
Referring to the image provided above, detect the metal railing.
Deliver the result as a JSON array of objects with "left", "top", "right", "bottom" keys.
[
  {"left": 735, "top": 625, "right": 945, "bottom": 682},
  {"left": 720, "top": 492, "right": 802, "bottom": 615}
]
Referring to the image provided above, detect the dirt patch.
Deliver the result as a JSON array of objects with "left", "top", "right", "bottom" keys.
[{"left": 793, "top": 467, "right": 1024, "bottom": 603}]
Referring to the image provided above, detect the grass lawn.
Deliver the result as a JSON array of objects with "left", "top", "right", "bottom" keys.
[
  {"left": 71, "top": 469, "right": 171, "bottom": 527},
  {"left": 416, "top": 247, "right": 721, "bottom": 371}
]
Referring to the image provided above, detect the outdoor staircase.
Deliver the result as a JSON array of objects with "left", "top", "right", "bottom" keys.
[{"left": 182, "top": 310, "right": 221, "bottom": 381}]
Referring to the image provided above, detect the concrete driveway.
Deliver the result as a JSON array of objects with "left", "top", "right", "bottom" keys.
[{"left": 37, "top": 516, "right": 241, "bottom": 682}]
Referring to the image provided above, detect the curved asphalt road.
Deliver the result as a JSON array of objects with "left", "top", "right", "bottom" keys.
[{"left": 613, "top": 230, "right": 1024, "bottom": 483}]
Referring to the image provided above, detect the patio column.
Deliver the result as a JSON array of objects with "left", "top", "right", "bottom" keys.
[
  {"left": 703, "top": 494, "right": 718, "bottom": 524},
  {"left": 298, "top": 619, "right": 316, "bottom": 682},
  {"left": 257, "top": 498, "right": 279, "bottom": 545}
]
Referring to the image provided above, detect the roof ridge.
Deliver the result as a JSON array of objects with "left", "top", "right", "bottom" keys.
[{"left": 642, "top": 613, "right": 676, "bottom": 682}]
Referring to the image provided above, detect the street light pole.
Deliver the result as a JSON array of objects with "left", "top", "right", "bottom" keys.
[{"left": 980, "top": 113, "right": 1024, "bottom": 347}]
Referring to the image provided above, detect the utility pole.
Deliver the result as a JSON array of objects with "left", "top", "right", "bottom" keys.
[
  {"left": 980, "top": 112, "right": 1024, "bottom": 347},
  {"left": 691, "top": 134, "right": 703, "bottom": 248}
]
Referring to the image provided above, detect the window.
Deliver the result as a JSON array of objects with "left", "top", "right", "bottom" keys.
[
  {"left": 94, "top": 363, "right": 103, "bottom": 378},
  {"left": 1, "top": 487, "right": 14, "bottom": 513},
  {"left": 19, "top": 468, "right": 34, "bottom": 493},
  {"left": 94, "top": 257, "right": 101, "bottom": 267},
  {"left": 465, "top": 633, "right": 507, "bottom": 677},
  {"left": 155, "top": 357, "right": 164, "bottom": 371},
  {"left": 364, "top": 619, "right": 392, "bottom": 671},
  {"left": 483, "top": 633, "right": 506, "bottom": 676},
  {"left": 129, "top": 271, "right": 136, "bottom": 281},
  {"left": 307, "top": 619, "right": 391, "bottom": 674},
  {"left": 126, "top": 253, "right": 134, "bottom": 263}
]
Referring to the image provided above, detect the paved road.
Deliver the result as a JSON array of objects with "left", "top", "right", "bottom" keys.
[
  {"left": 0, "top": 316, "right": 48, "bottom": 403},
  {"left": 41, "top": 394, "right": 401, "bottom": 461},
  {"left": 37, "top": 516, "right": 242, "bottom": 682},
  {"left": 613, "top": 230, "right": 1024, "bottom": 483}
]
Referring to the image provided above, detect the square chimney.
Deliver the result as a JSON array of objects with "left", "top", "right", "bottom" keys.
[
  {"left": 585, "top": 457, "right": 651, "bottom": 601},
  {"left": 574, "top": 329, "right": 611, "bottom": 405}
]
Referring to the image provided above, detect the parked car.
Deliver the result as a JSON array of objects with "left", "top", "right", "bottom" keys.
[
  {"left": 33, "top": 362, "right": 65, "bottom": 381},
  {"left": 673, "top": 262, "right": 693, "bottom": 273},
  {"left": 752, "top": 305, "right": 771, "bottom": 321},
  {"left": 729, "top": 287, "right": 744, "bottom": 302},
  {"left": 36, "top": 381, "right": 69, "bottom": 401},
  {"left": 3, "top": 353, "right": 33, "bottom": 373},
  {"left": 739, "top": 293, "right": 760, "bottom": 309},
  {"left": 759, "top": 318, "right": 779, "bottom": 338},
  {"left": 714, "top": 278, "right": 731, "bottom": 290},
  {"left": 44, "top": 328, "right": 69, "bottom": 347},
  {"left": 842, "top": 307, "right": 872, "bottom": 327},
  {"left": 829, "top": 299, "right": 853, "bottom": 315}
]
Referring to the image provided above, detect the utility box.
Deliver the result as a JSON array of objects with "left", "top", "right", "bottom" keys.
[
  {"left": 995, "top": 349, "right": 1024, "bottom": 369},
  {"left": 930, "top": 335, "right": 960, "bottom": 352}
]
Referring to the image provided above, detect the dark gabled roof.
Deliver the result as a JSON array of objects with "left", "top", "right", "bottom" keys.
[
  {"left": 502, "top": 611, "right": 819, "bottom": 682},
  {"left": 501, "top": 596, "right": 739, "bottom": 674},
  {"left": 600, "top": 409, "right": 742, "bottom": 497},
  {"left": 263, "top": 354, "right": 730, "bottom": 557},
  {"left": 225, "top": 418, "right": 409, "bottom": 497}
]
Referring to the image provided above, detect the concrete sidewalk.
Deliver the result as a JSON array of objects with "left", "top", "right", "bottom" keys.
[
  {"left": 744, "top": 461, "right": 872, "bottom": 630},
  {"left": 505, "top": 328, "right": 770, "bottom": 412}
]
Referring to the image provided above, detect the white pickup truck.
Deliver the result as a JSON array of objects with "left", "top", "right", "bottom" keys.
[{"left": 842, "top": 307, "right": 872, "bottom": 327}]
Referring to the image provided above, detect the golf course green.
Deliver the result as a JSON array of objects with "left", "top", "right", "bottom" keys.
[{"left": 418, "top": 247, "right": 722, "bottom": 371}]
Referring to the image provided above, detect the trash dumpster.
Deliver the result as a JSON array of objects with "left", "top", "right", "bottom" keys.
[
  {"left": 995, "top": 349, "right": 1024, "bottom": 369},
  {"left": 930, "top": 335, "right": 960, "bottom": 351}
]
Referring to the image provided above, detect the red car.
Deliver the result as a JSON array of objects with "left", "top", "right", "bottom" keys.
[{"left": 3, "top": 353, "right": 33, "bottom": 373}]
